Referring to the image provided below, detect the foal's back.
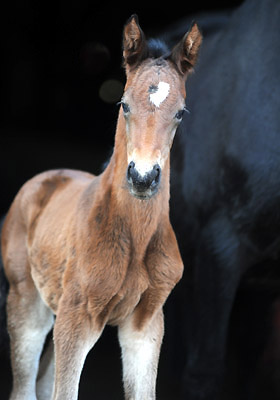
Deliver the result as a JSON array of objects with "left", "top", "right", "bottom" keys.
[{"left": 8, "top": 168, "right": 93, "bottom": 229}]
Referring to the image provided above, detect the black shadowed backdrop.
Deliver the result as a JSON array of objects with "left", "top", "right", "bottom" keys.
[{"left": 1, "top": 1, "right": 280, "bottom": 399}]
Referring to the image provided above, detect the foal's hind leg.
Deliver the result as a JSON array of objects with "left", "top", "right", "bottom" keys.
[
  {"left": 118, "top": 308, "right": 164, "bottom": 400},
  {"left": 7, "top": 280, "right": 54, "bottom": 400},
  {"left": 36, "top": 339, "right": 55, "bottom": 400}
]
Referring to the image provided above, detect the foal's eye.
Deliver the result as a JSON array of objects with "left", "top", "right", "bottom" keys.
[
  {"left": 175, "top": 109, "right": 185, "bottom": 121},
  {"left": 121, "top": 102, "right": 130, "bottom": 114},
  {"left": 175, "top": 107, "right": 190, "bottom": 121}
]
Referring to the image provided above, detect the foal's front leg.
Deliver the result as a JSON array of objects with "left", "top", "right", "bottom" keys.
[
  {"left": 52, "top": 297, "right": 104, "bottom": 400},
  {"left": 118, "top": 308, "right": 164, "bottom": 400}
]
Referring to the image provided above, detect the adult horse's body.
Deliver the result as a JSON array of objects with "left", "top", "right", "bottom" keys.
[
  {"left": 1, "top": 16, "right": 202, "bottom": 400},
  {"left": 168, "top": 0, "right": 280, "bottom": 398}
]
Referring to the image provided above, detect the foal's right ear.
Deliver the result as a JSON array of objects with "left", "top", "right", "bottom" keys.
[{"left": 123, "top": 14, "right": 148, "bottom": 73}]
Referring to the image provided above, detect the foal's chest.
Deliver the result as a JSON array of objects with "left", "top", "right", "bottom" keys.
[{"left": 106, "top": 263, "right": 150, "bottom": 326}]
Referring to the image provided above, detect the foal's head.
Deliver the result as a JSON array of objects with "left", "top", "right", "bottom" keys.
[{"left": 120, "top": 15, "right": 202, "bottom": 199}]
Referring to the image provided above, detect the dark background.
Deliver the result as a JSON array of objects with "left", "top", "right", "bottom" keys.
[
  {"left": 0, "top": 0, "right": 243, "bottom": 217},
  {"left": 3, "top": 1, "right": 280, "bottom": 399}
]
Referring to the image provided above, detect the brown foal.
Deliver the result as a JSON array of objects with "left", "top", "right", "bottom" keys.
[{"left": 1, "top": 15, "right": 202, "bottom": 400}]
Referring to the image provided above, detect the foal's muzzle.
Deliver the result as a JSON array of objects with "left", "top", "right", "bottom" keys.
[{"left": 127, "top": 161, "right": 161, "bottom": 199}]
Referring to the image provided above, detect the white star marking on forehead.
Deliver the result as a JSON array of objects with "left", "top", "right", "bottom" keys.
[{"left": 149, "top": 81, "right": 170, "bottom": 108}]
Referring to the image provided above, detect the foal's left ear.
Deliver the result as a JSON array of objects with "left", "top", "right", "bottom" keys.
[
  {"left": 123, "top": 14, "right": 148, "bottom": 73},
  {"left": 170, "top": 22, "right": 202, "bottom": 77}
]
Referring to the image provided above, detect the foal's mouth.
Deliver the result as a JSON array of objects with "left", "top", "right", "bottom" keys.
[{"left": 128, "top": 185, "right": 159, "bottom": 200}]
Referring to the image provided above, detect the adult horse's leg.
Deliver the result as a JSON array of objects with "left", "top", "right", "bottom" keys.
[
  {"left": 118, "top": 308, "right": 164, "bottom": 400},
  {"left": 7, "top": 281, "right": 54, "bottom": 400},
  {"left": 183, "top": 213, "right": 250, "bottom": 400}
]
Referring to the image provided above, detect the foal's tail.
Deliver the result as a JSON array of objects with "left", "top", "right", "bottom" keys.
[{"left": 0, "top": 216, "right": 9, "bottom": 352}]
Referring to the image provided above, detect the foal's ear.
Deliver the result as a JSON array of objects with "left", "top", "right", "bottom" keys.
[
  {"left": 123, "top": 14, "right": 148, "bottom": 73},
  {"left": 170, "top": 22, "right": 202, "bottom": 77}
]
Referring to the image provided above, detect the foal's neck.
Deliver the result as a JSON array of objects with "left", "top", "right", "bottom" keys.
[{"left": 98, "top": 115, "right": 170, "bottom": 224}]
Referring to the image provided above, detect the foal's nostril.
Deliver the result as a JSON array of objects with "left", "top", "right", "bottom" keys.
[
  {"left": 127, "top": 161, "right": 136, "bottom": 183},
  {"left": 128, "top": 161, "right": 135, "bottom": 171},
  {"left": 127, "top": 161, "right": 161, "bottom": 195},
  {"left": 150, "top": 164, "right": 161, "bottom": 188}
]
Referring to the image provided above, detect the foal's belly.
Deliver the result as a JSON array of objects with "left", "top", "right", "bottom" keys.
[{"left": 29, "top": 252, "right": 65, "bottom": 313}]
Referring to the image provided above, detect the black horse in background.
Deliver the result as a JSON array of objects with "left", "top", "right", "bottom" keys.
[{"left": 165, "top": 0, "right": 280, "bottom": 399}]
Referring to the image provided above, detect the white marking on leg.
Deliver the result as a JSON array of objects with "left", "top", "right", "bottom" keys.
[
  {"left": 8, "top": 297, "right": 54, "bottom": 400},
  {"left": 118, "top": 311, "right": 164, "bottom": 400},
  {"left": 37, "top": 340, "right": 55, "bottom": 400},
  {"left": 149, "top": 81, "right": 170, "bottom": 107}
]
